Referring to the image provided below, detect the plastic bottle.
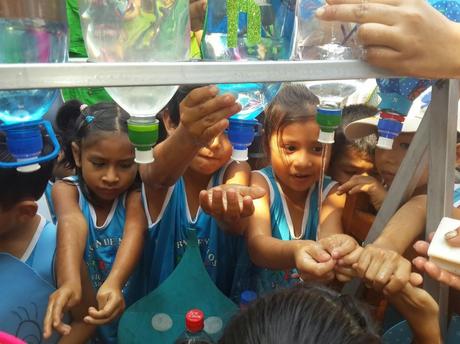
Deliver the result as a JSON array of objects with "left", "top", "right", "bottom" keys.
[
  {"left": 239, "top": 290, "right": 257, "bottom": 310},
  {"left": 0, "top": 0, "right": 66, "bottom": 172},
  {"left": 77, "top": 0, "right": 190, "bottom": 163},
  {"left": 201, "top": 0, "right": 296, "bottom": 161},
  {"left": 375, "top": 78, "right": 432, "bottom": 150},
  {"left": 175, "top": 309, "right": 215, "bottom": 344},
  {"left": 293, "top": 0, "right": 361, "bottom": 61}
]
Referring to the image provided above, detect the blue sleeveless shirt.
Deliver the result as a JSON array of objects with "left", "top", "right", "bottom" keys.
[
  {"left": 253, "top": 166, "right": 337, "bottom": 294},
  {"left": 0, "top": 215, "right": 60, "bottom": 343},
  {"left": 140, "top": 165, "right": 247, "bottom": 301},
  {"left": 64, "top": 176, "right": 139, "bottom": 343}
]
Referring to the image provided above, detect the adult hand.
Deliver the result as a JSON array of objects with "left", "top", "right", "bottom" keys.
[{"left": 316, "top": 0, "right": 460, "bottom": 78}]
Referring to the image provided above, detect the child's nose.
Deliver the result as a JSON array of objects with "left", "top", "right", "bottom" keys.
[
  {"left": 102, "top": 167, "right": 119, "bottom": 184},
  {"left": 206, "top": 136, "right": 221, "bottom": 150},
  {"left": 293, "top": 150, "right": 313, "bottom": 168}
]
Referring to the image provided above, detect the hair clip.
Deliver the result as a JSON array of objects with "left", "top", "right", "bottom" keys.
[
  {"left": 85, "top": 115, "right": 95, "bottom": 124},
  {"left": 80, "top": 104, "right": 89, "bottom": 112}
]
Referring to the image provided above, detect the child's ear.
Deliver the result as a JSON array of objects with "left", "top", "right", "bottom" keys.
[
  {"left": 15, "top": 201, "right": 38, "bottom": 224},
  {"left": 162, "top": 109, "right": 177, "bottom": 136},
  {"left": 71, "top": 142, "right": 82, "bottom": 168}
]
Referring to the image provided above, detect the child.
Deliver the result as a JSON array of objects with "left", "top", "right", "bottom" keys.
[
  {"left": 0, "top": 136, "right": 95, "bottom": 343},
  {"left": 246, "top": 84, "right": 348, "bottom": 293},
  {"left": 45, "top": 102, "right": 147, "bottom": 343},
  {"left": 328, "top": 104, "right": 377, "bottom": 185},
  {"left": 140, "top": 85, "right": 262, "bottom": 299}
]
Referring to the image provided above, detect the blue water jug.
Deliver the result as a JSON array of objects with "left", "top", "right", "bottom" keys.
[
  {"left": 201, "top": 0, "right": 296, "bottom": 161},
  {"left": 0, "top": 1, "right": 67, "bottom": 172}
]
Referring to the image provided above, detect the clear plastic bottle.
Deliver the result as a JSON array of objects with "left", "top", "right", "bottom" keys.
[
  {"left": 294, "top": 0, "right": 361, "bottom": 60},
  {"left": 175, "top": 309, "right": 215, "bottom": 344}
]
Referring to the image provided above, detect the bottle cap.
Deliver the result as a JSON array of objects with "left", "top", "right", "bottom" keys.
[
  {"left": 185, "top": 309, "right": 205, "bottom": 333},
  {"left": 231, "top": 148, "right": 248, "bottom": 161},
  {"left": 318, "top": 130, "right": 335, "bottom": 144},
  {"left": 240, "top": 290, "right": 257, "bottom": 305},
  {"left": 134, "top": 148, "right": 154, "bottom": 164},
  {"left": 16, "top": 159, "right": 41, "bottom": 173},
  {"left": 377, "top": 136, "right": 394, "bottom": 150}
]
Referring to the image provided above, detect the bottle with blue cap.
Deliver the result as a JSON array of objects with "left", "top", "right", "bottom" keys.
[
  {"left": 201, "top": 0, "right": 296, "bottom": 161},
  {"left": 0, "top": 0, "right": 66, "bottom": 172}
]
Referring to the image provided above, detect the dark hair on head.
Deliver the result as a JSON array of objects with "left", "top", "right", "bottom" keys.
[
  {"left": 263, "top": 83, "right": 319, "bottom": 150},
  {"left": 333, "top": 104, "right": 378, "bottom": 159},
  {"left": 158, "top": 84, "right": 207, "bottom": 142},
  {"left": 0, "top": 133, "right": 55, "bottom": 210},
  {"left": 54, "top": 100, "right": 130, "bottom": 170},
  {"left": 220, "top": 284, "right": 381, "bottom": 344}
]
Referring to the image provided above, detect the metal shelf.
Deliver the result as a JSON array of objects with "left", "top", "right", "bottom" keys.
[{"left": 0, "top": 60, "right": 392, "bottom": 90}]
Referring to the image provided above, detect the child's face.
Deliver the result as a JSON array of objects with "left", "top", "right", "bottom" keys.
[
  {"left": 270, "top": 119, "right": 330, "bottom": 195},
  {"left": 375, "top": 132, "right": 428, "bottom": 187},
  {"left": 328, "top": 145, "right": 375, "bottom": 184},
  {"left": 189, "top": 132, "right": 233, "bottom": 176},
  {"left": 74, "top": 132, "right": 138, "bottom": 204}
]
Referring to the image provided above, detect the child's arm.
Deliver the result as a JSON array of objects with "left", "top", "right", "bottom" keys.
[
  {"left": 58, "top": 265, "right": 97, "bottom": 344},
  {"left": 246, "top": 172, "right": 335, "bottom": 279},
  {"left": 336, "top": 174, "right": 387, "bottom": 210},
  {"left": 84, "top": 190, "right": 147, "bottom": 325},
  {"left": 200, "top": 162, "right": 265, "bottom": 236},
  {"left": 140, "top": 86, "right": 240, "bottom": 190},
  {"left": 44, "top": 181, "right": 88, "bottom": 336},
  {"left": 318, "top": 184, "right": 346, "bottom": 238}
]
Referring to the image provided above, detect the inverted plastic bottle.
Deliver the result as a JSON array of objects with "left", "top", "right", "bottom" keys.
[
  {"left": 0, "top": 0, "right": 66, "bottom": 172},
  {"left": 77, "top": 0, "right": 190, "bottom": 163},
  {"left": 376, "top": 78, "right": 432, "bottom": 150},
  {"left": 201, "top": 0, "right": 296, "bottom": 161},
  {"left": 175, "top": 309, "right": 215, "bottom": 344}
]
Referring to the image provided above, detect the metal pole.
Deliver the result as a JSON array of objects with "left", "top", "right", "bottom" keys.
[{"left": 425, "top": 79, "right": 459, "bottom": 336}]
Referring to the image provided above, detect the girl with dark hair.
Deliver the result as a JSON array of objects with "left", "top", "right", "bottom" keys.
[
  {"left": 44, "top": 101, "right": 146, "bottom": 343},
  {"left": 247, "top": 84, "right": 358, "bottom": 294}
]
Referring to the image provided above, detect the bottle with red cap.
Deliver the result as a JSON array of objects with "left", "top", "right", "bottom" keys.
[{"left": 175, "top": 309, "right": 215, "bottom": 344}]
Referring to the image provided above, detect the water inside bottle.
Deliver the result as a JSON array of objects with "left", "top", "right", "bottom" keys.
[{"left": 0, "top": 18, "right": 67, "bottom": 125}]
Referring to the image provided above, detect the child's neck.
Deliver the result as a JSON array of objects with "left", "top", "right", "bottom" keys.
[
  {"left": 92, "top": 200, "right": 115, "bottom": 227},
  {"left": 0, "top": 214, "right": 41, "bottom": 259},
  {"left": 278, "top": 181, "right": 310, "bottom": 210},
  {"left": 183, "top": 168, "right": 213, "bottom": 219}
]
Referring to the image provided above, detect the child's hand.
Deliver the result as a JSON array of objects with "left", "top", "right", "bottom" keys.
[
  {"left": 294, "top": 241, "right": 336, "bottom": 282},
  {"left": 84, "top": 282, "right": 125, "bottom": 325},
  {"left": 179, "top": 86, "right": 241, "bottom": 148},
  {"left": 319, "top": 234, "right": 363, "bottom": 282},
  {"left": 337, "top": 174, "right": 387, "bottom": 210},
  {"left": 413, "top": 236, "right": 460, "bottom": 290},
  {"left": 190, "top": 0, "right": 207, "bottom": 32},
  {"left": 43, "top": 283, "right": 82, "bottom": 338},
  {"left": 354, "top": 245, "right": 412, "bottom": 295},
  {"left": 200, "top": 185, "right": 265, "bottom": 231}
]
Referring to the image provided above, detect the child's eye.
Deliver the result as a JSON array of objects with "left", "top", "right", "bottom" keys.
[
  {"left": 283, "top": 145, "right": 297, "bottom": 152},
  {"left": 91, "top": 161, "right": 105, "bottom": 168},
  {"left": 311, "top": 146, "right": 323, "bottom": 153},
  {"left": 120, "top": 162, "right": 135, "bottom": 169},
  {"left": 400, "top": 142, "right": 411, "bottom": 150}
]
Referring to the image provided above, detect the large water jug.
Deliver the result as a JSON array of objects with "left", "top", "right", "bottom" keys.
[
  {"left": 78, "top": 0, "right": 190, "bottom": 163},
  {"left": 294, "top": 0, "right": 361, "bottom": 60},
  {"left": 0, "top": 0, "right": 66, "bottom": 172},
  {"left": 201, "top": 0, "right": 296, "bottom": 161}
]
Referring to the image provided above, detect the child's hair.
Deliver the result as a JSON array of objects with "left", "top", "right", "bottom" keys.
[
  {"left": 0, "top": 134, "right": 55, "bottom": 210},
  {"left": 263, "top": 83, "right": 319, "bottom": 151},
  {"left": 54, "top": 100, "right": 138, "bottom": 202},
  {"left": 219, "top": 284, "right": 381, "bottom": 344},
  {"left": 55, "top": 100, "right": 130, "bottom": 170},
  {"left": 333, "top": 104, "right": 378, "bottom": 159},
  {"left": 158, "top": 84, "right": 206, "bottom": 142}
]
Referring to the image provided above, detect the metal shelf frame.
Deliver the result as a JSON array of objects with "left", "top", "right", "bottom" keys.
[{"left": 0, "top": 59, "right": 457, "bottom": 337}]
